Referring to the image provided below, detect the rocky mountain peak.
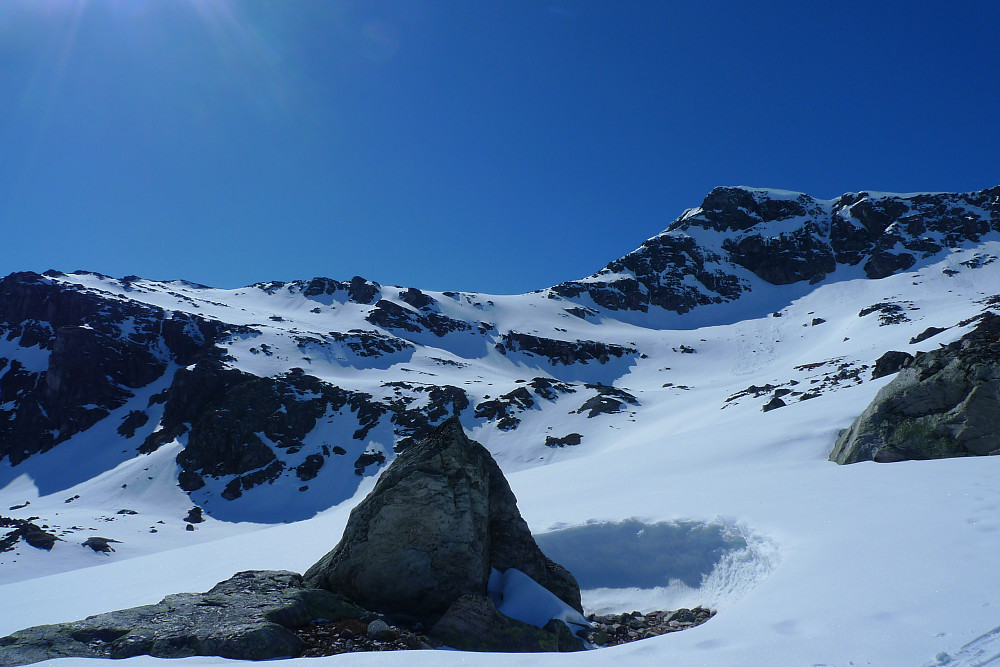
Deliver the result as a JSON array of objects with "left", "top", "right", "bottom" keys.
[
  {"left": 550, "top": 185, "right": 1000, "bottom": 315},
  {"left": 677, "top": 186, "right": 822, "bottom": 234}
]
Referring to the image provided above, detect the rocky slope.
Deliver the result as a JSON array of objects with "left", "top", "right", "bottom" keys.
[
  {"left": 0, "top": 185, "right": 998, "bottom": 532},
  {"left": 550, "top": 186, "right": 1000, "bottom": 315},
  {"left": 830, "top": 312, "right": 1000, "bottom": 463}
]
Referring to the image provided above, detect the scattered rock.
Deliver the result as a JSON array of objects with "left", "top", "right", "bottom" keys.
[
  {"left": 0, "top": 517, "right": 60, "bottom": 552},
  {"left": 585, "top": 607, "right": 715, "bottom": 646},
  {"left": 295, "top": 617, "right": 433, "bottom": 656},
  {"left": 859, "top": 302, "right": 911, "bottom": 326}
]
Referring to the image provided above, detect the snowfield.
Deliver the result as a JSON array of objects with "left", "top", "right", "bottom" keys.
[{"left": 4, "top": 243, "right": 1000, "bottom": 666}]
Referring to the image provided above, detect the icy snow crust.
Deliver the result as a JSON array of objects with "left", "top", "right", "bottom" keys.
[{"left": 3, "top": 241, "right": 1000, "bottom": 664}]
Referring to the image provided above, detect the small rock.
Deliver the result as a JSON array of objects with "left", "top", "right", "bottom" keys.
[
  {"left": 82, "top": 537, "right": 121, "bottom": 553},
  {"left": 762, "top": 396, "right": 786, "bottom": 412},
  {"left": 667, "top": 608, "right": 696, "bottom": 624},
  {"left": 367, "top": 619, "right": 393, "bottom": 640}
]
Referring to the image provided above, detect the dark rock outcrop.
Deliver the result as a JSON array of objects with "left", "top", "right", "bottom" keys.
[
  {"left": 761, "top": 396, "right": 786, "bottom": 412},
  {"left": 366, "top": 299, "right": 473, "bottom": 337},
  {"left": 575, "top": 384, "right": 638, "bottom": 418},
  {"left": 910, "top": 326, "right": 948, "bottom": 345},
  {"left": 496, "top": 332, "right": 637, "bottom": 366},
  {"left": 550, "top": 186, "right": 1000, "bottom": 315},
  {"left": 0, "top": 570, "right": 366, "bottom": 666},
  {"left": 870, "top": 351, "right": 915, "bottom": 380},
  {"left": 545, "top": 433, "right": 582, "bottom": 448},
  {"left": 303, "top": 418, "right": 582, "bottom": 624},
  {"left": 831, "top": 313, "right": 1000, "bottom": 463},
  {"left": 82, "top": 537, "right": 121, "bottom": 553},
  {"left": 0, "top": 517, "right": 60, "bottom": 552},
  {"left": 0, "top": 272, "right": 227, "bottom": 466}
]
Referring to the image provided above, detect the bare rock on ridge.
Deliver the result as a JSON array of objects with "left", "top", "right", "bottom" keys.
[{"left": 303, "top": 417, "right": 582, "bottom": 624}]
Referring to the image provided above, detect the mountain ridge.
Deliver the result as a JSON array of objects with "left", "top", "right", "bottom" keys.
[{"left": 1, "top": 184, "right": 998, "bottom": 530}]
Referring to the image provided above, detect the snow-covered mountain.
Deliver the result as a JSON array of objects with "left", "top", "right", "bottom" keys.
[{"left": 3, "top": 185, "right": 1000, "bottom": 666}]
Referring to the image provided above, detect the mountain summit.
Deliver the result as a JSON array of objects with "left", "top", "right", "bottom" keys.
[{"left": 550, "top": 186, "right": 1000, "bottom": 315}]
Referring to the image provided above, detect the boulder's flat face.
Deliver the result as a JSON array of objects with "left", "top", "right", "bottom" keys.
[
  {"left": 831, "top": 313, "right": 1000, "bottom": 464},
  {"left": 0, "top": 570, "right": 365, "bottom": 666},
  {"left": 304, "top": 418, "right": 582, "bottom": 623}
]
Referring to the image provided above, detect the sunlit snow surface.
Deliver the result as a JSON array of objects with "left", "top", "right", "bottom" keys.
[{"left": 4, "top": 245, "right": 1000, "bottom": 665}]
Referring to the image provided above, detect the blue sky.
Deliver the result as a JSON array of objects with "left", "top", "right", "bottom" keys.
[{"left": 1, "top": 1, "right": 998, "bottom": 294}]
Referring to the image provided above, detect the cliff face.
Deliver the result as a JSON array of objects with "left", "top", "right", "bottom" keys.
[
  {"left": 0, "top": 271, "right": 230, "bottom": 466},
  {"left": 550, "top": 186, "right": 1000, "bottom": 314}
]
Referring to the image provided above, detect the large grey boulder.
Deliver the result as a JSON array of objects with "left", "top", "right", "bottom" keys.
[
  {"left": 304, "top": 417, "right": 582, "bottom": 624},
  {"left": 0, "top": 570, "right": 365, "bottom": 666},
  {"left": 831, "top": 313, "right": 1000, "bottom": 464}
]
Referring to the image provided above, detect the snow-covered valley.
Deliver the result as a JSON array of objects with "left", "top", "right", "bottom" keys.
[{"left": 2, "top": 186, "right": 1000, "bottom": 665}]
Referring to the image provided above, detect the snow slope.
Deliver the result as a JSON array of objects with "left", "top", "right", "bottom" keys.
[{"left": 4, "top": 228, "right": 1000, "bottom": 664}]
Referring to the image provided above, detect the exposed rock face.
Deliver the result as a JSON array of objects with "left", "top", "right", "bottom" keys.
[
  {"left": 0, "top": 271, "right": 226, "bottom": 466},
  {"left": 831, "top": 313, "right": 1000, "bottom": 464},
  {"left": 152, "top": 365, "right": 383, "bottom": 497},
  {"left": 550, "top": 186, "right": 1000, "bottom": 315},
  {"left": 495, "top": 332, "right": 637, "bottom": 365},
  {"left": 366, "top": 299, "right": 474, "bottom": 337},
  {"left": 0, "top": 571, "right": 366, "bottom": 666},
  {"left": 303, "top": 418, "right": 582, "bottom": 623}
]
